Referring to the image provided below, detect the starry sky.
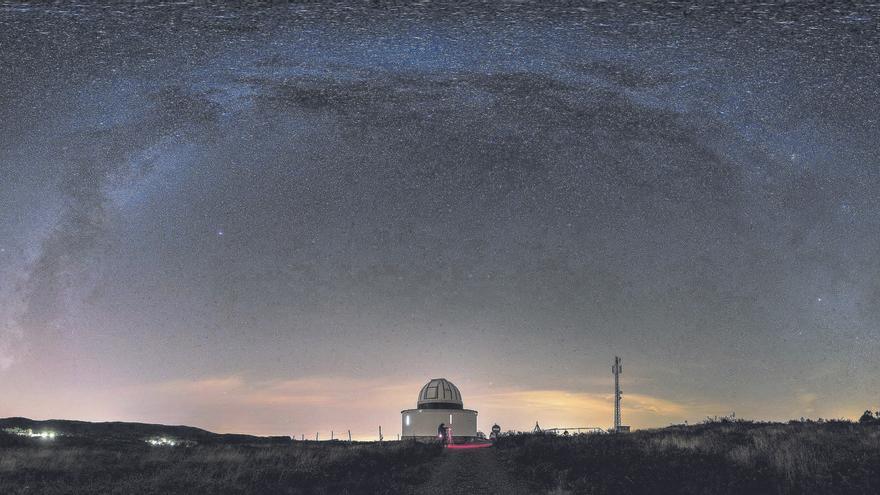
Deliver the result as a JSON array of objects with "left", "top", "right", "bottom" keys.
[{"left": 1, "top": 1, "right": 878, "bottom": 439}]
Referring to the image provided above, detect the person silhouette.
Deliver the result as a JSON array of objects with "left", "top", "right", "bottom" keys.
[{"left": 490, "top": 423, "right": 501, "bottom": 441}]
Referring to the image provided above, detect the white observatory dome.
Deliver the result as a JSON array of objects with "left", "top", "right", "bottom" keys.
[
  {"left": 417, "top": 378, "right": 463, "bottom": 410},
  {"left": 402, "top": 378, "right": 477, "bottom": 441}
]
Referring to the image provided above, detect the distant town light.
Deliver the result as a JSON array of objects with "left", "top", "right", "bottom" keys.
[
  {"left": 146, "top": 437, "right": 178, "bottom": 447},
  {"left": 3, "top": 428, "right": 59, "bottom": 439}
]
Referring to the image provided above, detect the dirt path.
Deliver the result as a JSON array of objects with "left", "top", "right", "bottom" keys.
[{"left": 409, "top": 448, "right": 535, "bottom": 495}]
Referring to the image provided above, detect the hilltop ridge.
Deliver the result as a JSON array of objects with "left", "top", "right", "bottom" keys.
[{"left": 0, "top": 417, "right": 290, "bottom": 445}]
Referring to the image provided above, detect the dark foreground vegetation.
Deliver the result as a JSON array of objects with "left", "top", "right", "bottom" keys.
[
  {"left": 3, "top": 417, "right": 880, "bottom": 494},
  {"left": 497, "top": 419, "right": 880, "bottom": 494},
  {"left": 0, "top": 420, "right": 441, "bottom": 495}
]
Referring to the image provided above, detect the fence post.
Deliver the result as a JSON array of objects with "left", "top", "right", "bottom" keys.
[{"left": 348, "top": 430, "right": 352, "bottom": 443}]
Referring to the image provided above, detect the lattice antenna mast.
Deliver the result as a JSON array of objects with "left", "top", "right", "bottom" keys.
[{"left": 612, "top": 356, "right": 622, "bottom": 432}]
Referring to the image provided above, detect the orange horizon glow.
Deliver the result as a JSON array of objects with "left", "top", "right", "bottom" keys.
[{"left": 1, "top": 374, "right": 869, "bottom": 441}]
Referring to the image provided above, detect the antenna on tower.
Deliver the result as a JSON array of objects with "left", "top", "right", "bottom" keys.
[{"left": 611, "top": 356, "right": 628, "bottom": 433}]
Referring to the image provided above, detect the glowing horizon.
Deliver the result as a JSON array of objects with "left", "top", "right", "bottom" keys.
[{"left": 1, "top": 372, "right": 870, "bottom": 440}]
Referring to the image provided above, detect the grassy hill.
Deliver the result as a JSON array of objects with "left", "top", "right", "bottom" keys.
[
  {"left": 0, "top": 417, "right": 440, "bottom": 494},
  {"left": 2, "top": 417, "right": 879, "bottom": 494},
  {"left": 495, "top": 419, "right": 880, "bottom": 494},
  {"left": 0, "top": 417, "right": 290, "bottom": 446}
]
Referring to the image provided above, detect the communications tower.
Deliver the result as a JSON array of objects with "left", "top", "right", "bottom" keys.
[{"left": 612, "top": 356, "right": 624, "bottom": 432}]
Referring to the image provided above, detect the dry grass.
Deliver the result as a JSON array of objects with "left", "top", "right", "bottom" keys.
[
  {"left": 496, "top": 420, "right": 880, "bottom": 494},
  {"left": 0, "top": 436, "right": 442, "bottom": 494},
  {"left": 4, "top": 421, "right": 879, "bottom": 494}
]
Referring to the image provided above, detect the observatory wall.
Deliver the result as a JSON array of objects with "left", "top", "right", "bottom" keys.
[{"left": 401, "top": 408, "right": 477, "bottom": 440}]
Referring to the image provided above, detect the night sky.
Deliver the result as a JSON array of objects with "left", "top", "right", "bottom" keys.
[{"left": 1, "top": 1, "right": 878, "bottom": 439}]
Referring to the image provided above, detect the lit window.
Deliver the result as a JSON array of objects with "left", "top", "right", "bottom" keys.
[{"left": 405, "top": 415, "right": 410, "bottom": 426}]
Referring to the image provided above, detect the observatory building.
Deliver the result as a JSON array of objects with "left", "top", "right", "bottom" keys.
[{"left": 401, "top": 378, "right": 478, "bottom": 442}]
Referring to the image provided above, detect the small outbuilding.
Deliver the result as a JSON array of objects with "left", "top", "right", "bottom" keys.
[{"left": 401, "top": 378, "right": 478, "bottom": 442}]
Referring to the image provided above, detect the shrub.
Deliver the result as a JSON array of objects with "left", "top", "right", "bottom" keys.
[{"left": 858, "top": 410, "right": 880, "bottom": 425}]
